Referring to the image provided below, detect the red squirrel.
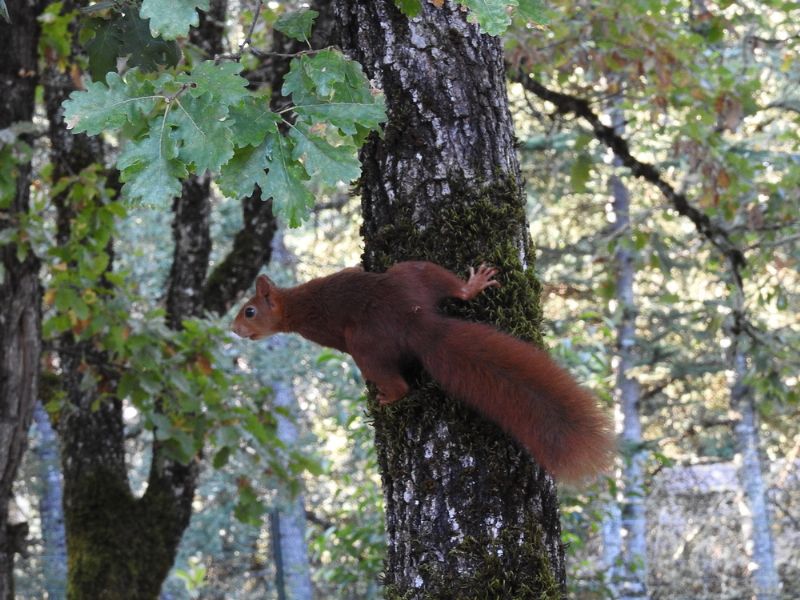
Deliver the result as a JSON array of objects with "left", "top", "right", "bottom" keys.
[{"left": 231, "top": 261, "right": 615, "bottom": 482}]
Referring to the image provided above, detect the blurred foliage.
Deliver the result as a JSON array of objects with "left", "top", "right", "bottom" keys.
[{"left": 6, "top": 0, "right": 799, "bottom": 598}]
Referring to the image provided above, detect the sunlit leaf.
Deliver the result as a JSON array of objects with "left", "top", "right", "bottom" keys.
[
  {"left": 273, "top": 8, "right": 318, "bottom": 42},
  {"left": 139, "top": 0, "right": 210, "bottom": 40}
]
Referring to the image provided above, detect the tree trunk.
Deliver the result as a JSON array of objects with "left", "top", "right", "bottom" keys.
[
  {"left": 731, "top": 337, "right": 780, "bottom": 599},
  {"left": 0, "top": 3, "right": 43, "bottom": 597},
  {"left": 335, "top": 2, "right": 565, "bottom": 597},
  {"left": 33, "top": 402, "right": 68, "bottom": 598},
  {"left": 269, "top": 381, "right": 313, "bottom": 600},
  {"left": 39, "top": 1, "right": 255, "bottom": 596},
  {"left": 609, "top": 107, "right": 648, "bottom": 600}
]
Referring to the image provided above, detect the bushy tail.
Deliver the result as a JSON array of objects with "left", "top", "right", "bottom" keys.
[{"left": 417, "top": 318, "right": 615, "bottom": 483}]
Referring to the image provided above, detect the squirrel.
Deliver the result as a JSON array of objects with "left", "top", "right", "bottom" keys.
[{"left": 232, "top": 261, "right": 615, "bottom": 482}]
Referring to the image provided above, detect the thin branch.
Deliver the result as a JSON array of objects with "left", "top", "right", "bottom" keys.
[
  {"left": 764, "top": 101, "right": 800, "bottom": 116},
  {"left": 213, "top": 0, "right": 263, "bottom": 63},
  {"left": 511, "top": 66, "right": 747, "bottom": 290},
  {"left": 745, "top": 231, "right": 800, "bottom": 251},
  {"left": 240, "top": 0, "right": 263, "bottom": 55}
]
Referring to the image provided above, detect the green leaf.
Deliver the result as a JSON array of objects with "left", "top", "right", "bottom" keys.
[
  {"left": 234, "top": 484, "right": 266, "bottom": 525},
  {"left": 0, "top": 146, "right": 12, "bottom": 206},
  {"left": 179, "top": 61, "right": 249, "bottom": 107},
  {"left": 282, "top": 50, "right": 346, "bottom": 102},
  {"left": 273, "top": 9, "right": 318, "bottom": 42},
  {"left": 458, "top": 0, "right": 513, "bottom": 36},
  {"left": 570, "top": 152, "right": 592, "bottom": 193},
  {"left": 294, "top": 101, "right": 387, "bottom": 137},
  {"left": 83, "top": 18, "right": 124, "bottom": 82},
  {"left": 54, "top": 286, "right": 81, "bottom": 313},
  {"left": 288, "top": 122, "right": 361, "bottom": 185},
  {"left": 284, "top": 50, "right": 387, "bottom": 136},
  {"left": 120, "top": 12, "right": 180, "bottom": 73},
  {"left": 117, "top": 133, "right": 186, "bottom": 205},
  {"left": 228, "top": 96, "right": 280, "bottom": 147},
  {"left": 38, "top": 2, "right": 74, "bottom": 61},
  {"left": 84, "top": 12, "right": 180, "bottom": 82},
  {"left": 139, "top": 0, "right": 210, "bottom": 40},
  {"left": 218, "top": 133, "right": 317, "bottom": 227},
  {"left": 170, "top": 94, "right": 235, "bottom": 173},
  {"left": 63, "top": 72, "right": 156, "bottom": 135},
  {"left": 517, "top": 0, "right": 547, "bottom": 22},
  {"left": 262, "top": 134, "right": 315, "bottom": 227},
  {"left": 212, "top": 446, "right": 232, "bottom": 469},
  {"left": 217, "top": 141, "right": 270, "bottom": 200},
  {"left": 394, "top": 0, "right": 423, "bottom": 17},
  {"left": 0, "top": 1, "right": 9, "bottom": 24}
]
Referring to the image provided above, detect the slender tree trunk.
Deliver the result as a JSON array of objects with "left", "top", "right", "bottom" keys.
[
  {"left": 33, "top": 403, "right": 68, "bottom": 599},
  {"left": 40, "top": 0, "right": 188, "bottom": 594},
  {"left": 41, "top": 1, "right": 271, "bottom": 596},
  {"left": 335, "top": 3, "right": 565, "bottom": 597},
  {"left": 269, "top": 381, "right": 313, "bottom": 600},
  {"left": 609, "top": 108, "right": 648, "bottom": 600},
  {"left": 730, "top": 325, "right": 780, "bottom": 599},
  {"left": 0, "top": 3, "right": 43, "bottom": 597}
]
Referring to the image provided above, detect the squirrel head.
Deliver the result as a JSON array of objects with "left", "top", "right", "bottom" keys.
[{"left": 231, "top": 274, "right": 283, "bottom": 340}]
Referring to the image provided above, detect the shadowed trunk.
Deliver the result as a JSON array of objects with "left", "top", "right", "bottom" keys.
[
  {"left": 40, "top": 1, "right": 275, "bottom": 596},
  {"left": 0, "top": 3, "right": 43, "bottom": 597},
  {"left": 334, "top": 2, "right": 565, "bottom": 596}
]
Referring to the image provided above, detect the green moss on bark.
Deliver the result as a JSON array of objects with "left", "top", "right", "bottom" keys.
[
  {"left": 384, "top": 522, "right": 560, "bottom": 600},
  {"left": 363, "top": 173, "right": 542, "bottom": 342},
  {"left": 363, "top": 173, "right": 566, "bottom": 597},
  {"left": 65, "top": 470, "right": 180, "bottom": 600}
]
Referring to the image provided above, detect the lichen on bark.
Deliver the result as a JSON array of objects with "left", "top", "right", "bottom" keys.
[{"left": 335, "top": 1, "right": 566, "bottom": 596}]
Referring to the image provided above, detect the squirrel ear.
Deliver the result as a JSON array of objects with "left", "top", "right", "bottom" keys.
[{"left": 255, "top": 274, "right": 274, "bottom": 297}]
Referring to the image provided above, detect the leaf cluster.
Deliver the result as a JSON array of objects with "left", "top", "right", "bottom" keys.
[{"left": 62, "top": 7, "right": 386, "bottom": 227}]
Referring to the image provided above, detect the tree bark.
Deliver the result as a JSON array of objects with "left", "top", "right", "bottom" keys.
[
  {"left": 0, "top": 3, "right": 43, "bottom": 598},
  {"left": 335, "top": 2, "right": 565, "bottom": 597}
]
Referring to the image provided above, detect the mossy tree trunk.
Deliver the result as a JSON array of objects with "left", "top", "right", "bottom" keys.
[
  {"left": 0, "top": 3, "right": 44, "bottom": 598},
  {"left": 40, "top": 0, "right": 198, "bottom": 592},
  {"left": 37, "top": 1, "right": 278, "bottom": 597},
  {"left": 335, "top": 2, "right": 566, "bottom": 597}
]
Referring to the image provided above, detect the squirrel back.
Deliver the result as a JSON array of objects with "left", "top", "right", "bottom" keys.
[{"left": 232, "top": 261, "right": 615, "bottom": 483}]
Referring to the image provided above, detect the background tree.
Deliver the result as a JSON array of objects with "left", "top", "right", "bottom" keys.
[
  {"left": 513, "top": 0, "right": 798, "bottom": 596},
  {"left": 33, "top": 0, "right": 384, "bottom": 596},
  {"left": 0, "top": 3, "right": 44, "bottom": 598}
]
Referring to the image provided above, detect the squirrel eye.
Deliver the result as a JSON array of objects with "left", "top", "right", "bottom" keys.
[{"left": 244, "top": 306, "right": 256, "bottom": 319}]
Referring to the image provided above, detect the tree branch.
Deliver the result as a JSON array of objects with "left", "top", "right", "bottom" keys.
[{"left": 511, "top": 67, "right": 746, "bottom": 288}]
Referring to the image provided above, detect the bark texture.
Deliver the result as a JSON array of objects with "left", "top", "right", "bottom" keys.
[
  {"left": 335, "top": 2, "right": 565, "bottom": 597},
  {"left": 0, "top": 3, "right": 43, "bottom": 598}
]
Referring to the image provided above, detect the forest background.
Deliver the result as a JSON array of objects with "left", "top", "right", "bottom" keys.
[{"left": 1, "top": 0, "right": 798, "bottom": 598}]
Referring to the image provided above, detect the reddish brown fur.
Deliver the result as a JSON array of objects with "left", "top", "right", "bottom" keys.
[{"left": 232, "top": 261, "right": 615, "bottom": 482}]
